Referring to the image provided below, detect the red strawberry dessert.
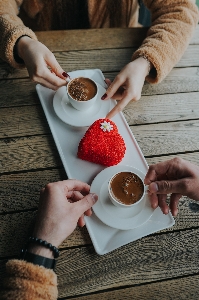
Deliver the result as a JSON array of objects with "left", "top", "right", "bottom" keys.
[{"left": 77, "top": 118, "right": 126, "bottom": 166}]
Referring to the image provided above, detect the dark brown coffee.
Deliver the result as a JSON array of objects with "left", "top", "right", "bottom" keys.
[
  {"left": 68, "top": 77, "right": 97, "bottom": 101},
  {"left": 110, "top": 172, "right": 144, "bottom": 205}
]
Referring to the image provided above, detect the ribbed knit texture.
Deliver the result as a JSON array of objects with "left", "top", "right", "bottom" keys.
[
  {"left": 0, "top": 259, "right": 58, "bottom": 300},
  {"left": 0, "top": 0, "right": 198, "bottom": 81}
]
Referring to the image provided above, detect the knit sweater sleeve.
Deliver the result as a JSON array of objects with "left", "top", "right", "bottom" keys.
[
  {"left": 1, "top": 259, "right": 58, "bottom": 300},
  {"left": 132, "top": 0, "right": 199, "bottom": 83},
  {"left": 0, "top": 0, "right": 37, "bottom": 68}
]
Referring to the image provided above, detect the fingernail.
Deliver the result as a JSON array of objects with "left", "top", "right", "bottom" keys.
[
  {"left": 91, "top": 193, "right": 98, "bottom": 203},
  {"left": 62, "top": 72, "right": 69, "bottom": 78},
  {"left": 151, "top": 182, "right": 158, "bottom": 192},
  {"left": 101, "top": 93, "right": 107, "bottom": 100}
]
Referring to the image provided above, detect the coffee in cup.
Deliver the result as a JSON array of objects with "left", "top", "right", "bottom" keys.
[
  {"left": 67, "top": 77, "right": 98, "bottom": 111},
  {"left": 108, "top": 171, "right": 145, "bottom": 207}
]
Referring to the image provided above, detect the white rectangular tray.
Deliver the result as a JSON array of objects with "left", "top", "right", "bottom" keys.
[{"left": 36, "top": 69, "right": 175, "bottom": 255}]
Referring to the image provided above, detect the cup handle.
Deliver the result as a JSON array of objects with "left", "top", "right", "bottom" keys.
[{"left": 144, "top": 185, "right": 149, "bottom": 193}]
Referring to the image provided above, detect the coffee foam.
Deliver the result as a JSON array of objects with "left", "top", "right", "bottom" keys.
[
  {"left": 68, "top": 77, "right": 97, "bottom": 101},
  {"left": 110, "top": 172, "right": 144, "bottom": 205}
]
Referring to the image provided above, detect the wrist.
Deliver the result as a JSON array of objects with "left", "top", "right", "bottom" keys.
[
  {"left": 28, "top": 243, "right": 54, "bottom": 259},
  {"left": 135, "top": 56, "right": 153, "bottom": 77},
  {"left": 17, "top": 36, "right": 32, "bottom": 59}
]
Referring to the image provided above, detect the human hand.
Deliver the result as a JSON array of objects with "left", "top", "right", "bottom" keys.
[
  {"left": 144, "top": 157, "right": 199, "bottom": 216},
  {"left": 17, "top": 36, "right": 69, "bottom": 90},
  {"left": 28, "top": 180, "right": 98, "bottom": 258},
  {"left": 102, "top": 57, "right": 151, "bottom": 119}
]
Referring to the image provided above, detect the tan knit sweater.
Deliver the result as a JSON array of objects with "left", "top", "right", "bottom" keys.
[
  {"left": 1, "top": 260, "right": 58, "bottom": 300},
  {"left": 0, "top": 0, "right": 198, "bottom": 83}
]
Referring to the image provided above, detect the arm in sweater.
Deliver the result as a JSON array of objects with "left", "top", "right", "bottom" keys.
[
  {"left": 132, "top": 0, "right": 199, "bottom": 83},
  {"left": 0, "top": 0, "right": 37, "bottom": 68},
  {"left": 1, "top": 260, "right": 58, "bottom": 300}
]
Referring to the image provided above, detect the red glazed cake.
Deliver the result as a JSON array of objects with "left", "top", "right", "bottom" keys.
[{"left": 77, "top": 118, "right": 126, "bottom": 166}]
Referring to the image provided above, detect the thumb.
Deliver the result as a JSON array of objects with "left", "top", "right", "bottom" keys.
[
  {"left": 76, "top": 193, "right": 98, "bottom": 215},
  {"left": 149, "top": 179, "right": 188, "bottom": 195}
]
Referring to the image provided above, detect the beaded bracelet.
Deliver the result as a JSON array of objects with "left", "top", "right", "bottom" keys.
[
  {"left": 28, "top": 236, "right": 60, "bottom": 258},
  {"left": 139, "top": 55, "right": 151, "bottom": 76}
]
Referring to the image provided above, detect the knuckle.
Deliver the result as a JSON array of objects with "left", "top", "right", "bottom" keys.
[
  {"left": 44, "top": 182, "right": 59, "bottom": 192},
  {"left": 46, "top": 51, "right": 55, "bottom": 61},
  {"left": 148, "top": 164, "right": 155, "bottom": 172},
  {"left": 114, "top": 75, "right": 123, "bottom": 85},
  {"left": 44, "top": 182, "right": 54, "bottom": 190},
  {"left": 180, "top": 178, "right": 190, "bottom": 192},
  {"left": 134, "top": 93, "right": 141, "bottom": 101},
  {"left": 172, "top": 157, "right": 183, "bottom": 165},
  {"left": 116, "top": 104, "right": 123, "bottom": 112},
  {"left": 30, "top": 74, "right": 37, "bottom": 82},
  {"left": 32, "top": 68, "right": 43, "bottom": 80},
  {"left": 51, "top": 78, "right": 62, "bottom": 87},
  {"left": 160, "top": 180, "right": 171, "bottom": 192}
]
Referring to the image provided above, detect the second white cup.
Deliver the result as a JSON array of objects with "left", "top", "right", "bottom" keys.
[{"left": 108, "top": 170, "right": 148, "bottom": 209}]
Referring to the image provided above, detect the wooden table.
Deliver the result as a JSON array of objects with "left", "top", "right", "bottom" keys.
[{"left": 1, "top": 26, "right": 199, "bottom": 299}]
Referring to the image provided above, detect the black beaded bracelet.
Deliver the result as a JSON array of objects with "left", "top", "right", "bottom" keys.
[{"left": 28, "top": 237, "right": 60, "bottom": 258}]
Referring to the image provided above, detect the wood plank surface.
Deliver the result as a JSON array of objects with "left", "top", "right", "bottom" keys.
[
  {"left": 0, "top": 151, "right": 199, "bottom": 257},
  {"left": 146, "top": 152, "right": 199, "bottom": 166},
  {"left": 0, "top": 211, "right": 91, "bottom": 257},
  {"left": 36, "top": 25, "right": 199, "bottom": 51},
  {"left": 1, "top": 152, "right": 199, "bottom": 213},
  {"left": 1, "top": 259, "right": 199, "bottom": 299},
  {"left": 37, "top": 28, "right": 148, "bottom": 51},
  {"left": 0, "top": 79, "right": 38, "bottom": 107},
  {"left": 1, "top": 67, "right": 199, "bottom": 109},
  {"left": 0, "top": 44, "right": 199, "bottom": 79},
  {"left": 0, "top": 24, "right": 199, "bottom": 298},
  {"left": 0, "top": 105, "right": 50, "bottom": 138},
  {"left": 1, "top": 194, "right": 199, "bottom": 257},
  {"left": 123, "top": 91, "right": 199, "bottom": 125},
  {"left": 131, "top": 120, "right": 199, "bottom": 157},
  {"left": 63, "top": 274, "right": 199, "bottom": 300},
  {"left": 55, "top": 229, "right": 199, "bottom": 297},
  {"left": 0, "top": 135, "right": 62, "bottom": 173},
  {"left": 1, "top": 91, "right": 199, "bottom": 138},
  {"left": 0, "top": 169, "right": 66, "bottom": 213},
  {"left": 1, "top": 120, "right": 199, "bottom": 173},
  {"left": 1, "top": 228, "right": 199, "bottom": 294}
]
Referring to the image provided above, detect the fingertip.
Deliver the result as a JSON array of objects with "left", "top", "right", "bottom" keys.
[
  {"left": 144, "top": 176, "right": 150, "bottom": 185},
  {"left": 91, "top": 193, "right": 98, "bottom": 204},
  {"left": 85, "top": 208, "right": 92, "bottom": 216},
  {"left": 148, "top": 193, "right": 158, "bottom": 209},
  {"left": 78, "top": 215, "right": 85, "bottom": 227},
  {"left": 149, "top": 182, "right": 158, "bottom": 193},
  {"left": 163, "top": 207, "right": 169, "bottom": 215},
  {"left": 152, "top": 202, "right": 158, "bottom": 209},
  {"left": 106, "top": 107, "right": 118, "bottom": 119},
  {"left": 101, "top": 93, "right": 108, "bottom": 100},
  {"left": 172, "top": 208, "right": 178, "bottom": 217},
  {"left": 104, "top": 78, "right": 112, "bottom": 87},
  {"left": 62, "top": 72, "right": 71, "bottom": 80}
]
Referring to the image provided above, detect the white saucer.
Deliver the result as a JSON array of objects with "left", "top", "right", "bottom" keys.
[
  {"left": 53, "top": 84, "right": 110, "bottom": 127},
  {"left": 91, "top": 165, "right": 155, "bottom": 230}
]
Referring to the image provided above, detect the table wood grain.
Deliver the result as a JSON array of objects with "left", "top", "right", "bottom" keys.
[{"left": 1, "top": 26, "right": 199, "bottom": 299}]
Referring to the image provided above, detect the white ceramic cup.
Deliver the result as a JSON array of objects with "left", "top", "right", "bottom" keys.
[
  {"left": 108, "top": 171, "right": 148, "bottom": 209},
  {"left": 67, "top": 77, "right": 98, "bottom": 111}
]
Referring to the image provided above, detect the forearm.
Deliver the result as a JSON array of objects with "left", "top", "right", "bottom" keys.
[
  {"left": 132, "top": 0, "right": 199, "bottom": 83},
  {"left": 0, "top": 0, "right": 37, "bottom": 68}
]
